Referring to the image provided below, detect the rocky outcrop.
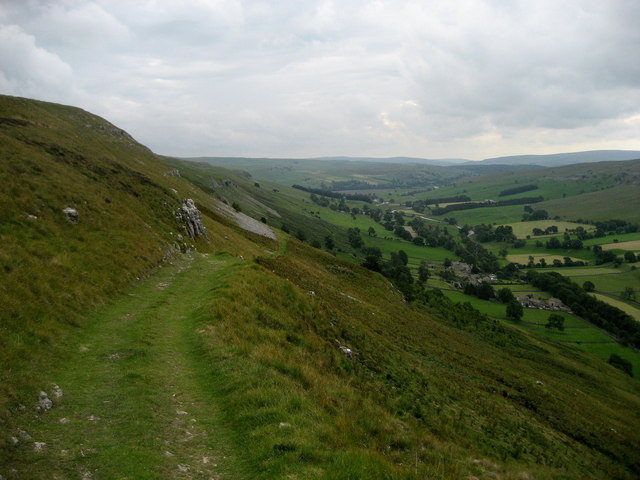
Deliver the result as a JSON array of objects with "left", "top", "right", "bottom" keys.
[{"left": 176, "top": 199, "right": 207, "bottom": 238}]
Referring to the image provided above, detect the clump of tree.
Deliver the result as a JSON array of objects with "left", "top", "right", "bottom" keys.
[
  {"left": 532, "top": 225, "right": 558, "bottom": 236},
  {"left": 362, "top": 249, "right": 414, "bottom": 298},
  {"left": 498, "top": 184, "right": 538, "bottom": 197},
  {"left": 463, "top": 282, "right": 495, "bottom": 300},
  {"left": 463, "top": 224, "right": 516, "bottom": 243},
  {"left": 506, "top": 300, "right": 524, "bottom": 322},
  {"left": 522, "top": 207, "right": 549, "bottom": 221},
  {"left": 545, "top": 314, "right": 565, "bottom": 331}
]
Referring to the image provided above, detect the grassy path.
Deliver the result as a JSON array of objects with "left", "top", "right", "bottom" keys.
[{"left": 4, "top": 254, "right": 238, "bottom": 480}]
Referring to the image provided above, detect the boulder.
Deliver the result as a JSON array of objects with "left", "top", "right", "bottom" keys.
[{"left": 62, "top": 207, "right": 78, "bottom": 224}]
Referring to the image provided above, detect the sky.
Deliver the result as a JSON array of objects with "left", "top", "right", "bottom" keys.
[{"left": 1, "top": 0, "right": 639, "bottom": 160}]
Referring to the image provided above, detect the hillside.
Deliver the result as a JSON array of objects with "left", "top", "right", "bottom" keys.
[
  {"left": 2, "top": 95, "right": 640, "bottom": 479},
  {"left": 476, "top": 150, "right": 640, "bottom": 167}
]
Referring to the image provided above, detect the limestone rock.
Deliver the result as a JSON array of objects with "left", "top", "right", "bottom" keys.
[
  {"left": 37, "top": 392, "right": 52, "bottom": 412},
  {"left": 175, "top": 199, "right": 206, "bottom": 238},
  {"left": 62, "top": 207, "right": 79, "bottom": 224},
  {"left": 51, "top": 383, "right": 63, "bottom": 399},
  {"left": 33, "top": 442, "right": 47, "bottom": 452}
]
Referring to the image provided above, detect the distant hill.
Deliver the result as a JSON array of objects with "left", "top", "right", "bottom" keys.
[
  {"left": 312, "top": 156, "right": 469, "bottom": 166},
  {"left": 474, "top": 150, "right": 640, "bottom": 167}
]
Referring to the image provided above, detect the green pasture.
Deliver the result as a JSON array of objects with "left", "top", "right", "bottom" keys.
[
  {"left": 602, "top": 240, "right": 640, "bottom": 252},
  {"left": 507, "top": 253, "right": 587, "bottom": 265},
  {"left": 506, "top": 220, "right": 594, "bottom": 239},
  {"left": 592, "top": 293, "right": 640, "bottom": 321},
  {"left": 441, "top": 290, "right": 640, "bottom": 375},
  {"left": 537, "top": 184, "right": 640, "bottom": 223},
  {"left": 582, "top": 232, "right": 640, "bottom": 247}
]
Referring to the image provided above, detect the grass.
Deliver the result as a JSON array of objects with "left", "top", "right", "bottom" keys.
[
  {"left": 439, "top": 289, "right": 640, "bottom": 376},
  {"left": 506, "top": 254, "right": 587, "bottom": 264},
  {"left": 602, "top": 240, "right": 640, "bottom": 251},
  {"left": 4, "top": 94, "right": 640, "bottom": 480},
  {"left": 592, "top": 293, "right": 640, "bottom": 321},
  {"left": 506, "top": 220, "right": 594, "bottom": 239}
]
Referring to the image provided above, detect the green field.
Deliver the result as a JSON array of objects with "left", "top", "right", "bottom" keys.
[
  {"left": 506, "top": 220, "right": 594, "bottom": 238},
  {"left": 592, "top": 293, "right": 640, "bottom": 321},
  {"left": 507, "top": 254, "right": 586, "bottom": 265},
  {"left": 441, "top": 290, "right": 640, "bottom": 375},
  {"left": 602, "top": 240, "right": 640, "bottom": 252}
]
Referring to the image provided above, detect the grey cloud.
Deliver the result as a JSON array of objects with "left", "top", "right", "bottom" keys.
[{"left": 0, "top": 0, "right": 639, "bottom": 159}]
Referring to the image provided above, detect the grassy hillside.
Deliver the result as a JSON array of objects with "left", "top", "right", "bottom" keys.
[
  {"left": 2, "top": 95, "right": 640, "bottom": 479},
  {"left": 0, "top": 94, "right": 272, "bottom": 423}
]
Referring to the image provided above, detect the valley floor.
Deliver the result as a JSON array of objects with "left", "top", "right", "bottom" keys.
[{"left": 3, "top": 254, "right": 239, "bottom": 479}]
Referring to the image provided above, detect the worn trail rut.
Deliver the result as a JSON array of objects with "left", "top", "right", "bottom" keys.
[{"left": 4, "top": 254, "right": 237, "bottom": 480}]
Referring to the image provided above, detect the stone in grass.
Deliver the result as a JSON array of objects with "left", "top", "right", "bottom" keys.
[
  {"left": 33, "top": 442, "right": 47, "bottom": 453},
  {"left": 37, "top": 392, "right": 53, "bottom": 412},
  {"left": 62, "top": 207, "right": 79, "bottom": 224},
  {"left": 177, "top": 464, "right": 189, "bottom": 473},
  {"left": 51, "top": 384, "right": 63, "bottom": 399}
]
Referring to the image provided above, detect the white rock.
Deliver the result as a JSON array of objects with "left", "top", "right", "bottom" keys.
[
  {"left": 177, "top": 464, "right": 189, "bottom": 473},
  {"left": 33, "top": 442, "right": 47, "bottom": 452},
  {"left": 51, "top": 384, "right": 63, "bottom": 399},
  {"left": 62, "top": 207, "right": 79, "bottom": 224},
  {"left": 59, "top": 417, "right": 70, "bottom": 424}
]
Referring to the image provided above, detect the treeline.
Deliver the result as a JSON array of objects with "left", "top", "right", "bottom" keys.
[
  {"left": 526, "top": 270, "right": 640, "bottom": 349},
  {"left": 498, "top": 184, "right": 538, "bottom": 197},
  {"left": 422, "top": 195, "right": 472, "bottom": 205},
  {"left": 433, "top": 196, "right": 543, "bottom": 215},
  {"left": 293, "top": 184, "right": 375, "bottom": 203}
]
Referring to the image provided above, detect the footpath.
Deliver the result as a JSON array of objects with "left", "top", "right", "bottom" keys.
[{"left": 3, "top": 254, "right": 238, "bottom": 480}]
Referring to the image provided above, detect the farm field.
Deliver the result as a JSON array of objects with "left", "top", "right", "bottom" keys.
[
  {"left": 441, "top": 290, "right": 640, "bottom": 375},
  {"left": 506, "top": 220, "right": 594, "bottom": 238},
  {"left": 602, "top": 240, "right": 640, "bottom": 252},
  {"left": 506, "top": 254, "right": 586, "bottom": 265},
  {"left": 592, "top": 293, "right": 640, "bottom": 321},
  {"left": 582, "top": 232, "right": 640, "bottom": 247}
]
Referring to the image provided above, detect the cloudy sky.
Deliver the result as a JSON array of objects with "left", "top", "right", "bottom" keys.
[{"left": 1, "top": 0, "right": 639, "bottom": 159}]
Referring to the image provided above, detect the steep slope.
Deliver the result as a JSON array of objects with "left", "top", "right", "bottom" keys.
[
  {"left": 2, "top": 96, "right": 640, "bottom": 480},
  {"left": 0, "top": 95, "right": 275, "bottom": 424}
]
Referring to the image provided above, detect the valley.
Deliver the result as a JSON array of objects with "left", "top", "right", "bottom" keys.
[{"left": 2, "top": 95, "right": 640, "bottom": 479}]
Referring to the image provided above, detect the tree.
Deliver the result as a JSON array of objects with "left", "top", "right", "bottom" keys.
[
  {"left": 583, "top": 280, "right": 595, "bottom": 292},
  {"left": 608, "top": 354, "right": 633, "bottom": 377},
  {"left": 367, "top": 226, "right": 376, "bottom": 237},
  {"left": 506, "top": 300, "right": 523, "bottom": 322},
  {"left": 545, "top": 313, "right": 565, "bottom": 331},
  {"left": 324, "top": 235, "right": 335, "bottom": 250},
  {"left": 418, "top": 261, "right": 430, "bottom": 283},
  {"left": 621, "top": 287, "right": 636, "bottom": 301},
  {"left": 624, "top": 251, "right": 637, "bottom": 263},
  {"left": 497, "top": 287, "right": 515, "bottom": 304},
  {"left": 477, "top": 282, "right": 495, "bottom": 300}
]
